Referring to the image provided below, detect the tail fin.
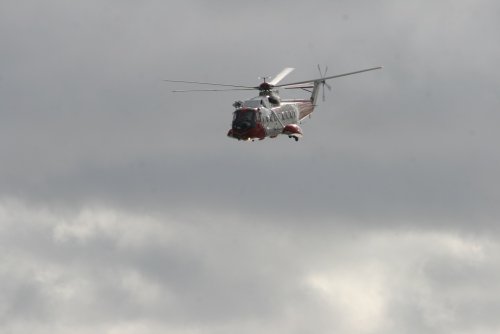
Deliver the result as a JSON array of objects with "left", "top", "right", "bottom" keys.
[{"left": 310, "top": 80, "right": 322, "bottom": 105}]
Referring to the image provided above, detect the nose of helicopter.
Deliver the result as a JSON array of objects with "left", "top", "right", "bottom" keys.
[
  {"left": 228, "top": 121, "right": 266, "bottom": 141},
  {"left": 234, "top": 121, "right": 251, "bottom": 131}
]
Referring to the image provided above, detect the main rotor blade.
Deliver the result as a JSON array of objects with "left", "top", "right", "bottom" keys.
[
  {"left": 276, "top": 66, "right": 383, "bottom": 88},
  {"left": 172, "top": 88, "right": 256, "bottom": 93},
  {"left": 284, "top": 84, "right": 314, "bottom": 89},
  {"left": 164, "top": 79, "right": 255, "bottom": 89},
  {"left": 269, "top": 67, "right": 295, "bottom": 86}
]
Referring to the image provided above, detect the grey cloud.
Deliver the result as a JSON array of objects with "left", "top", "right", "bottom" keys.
[
  {"left": 3, "top": 201, "right": 500, "bottom": 333},
  {"left": 1, "top": 0, "right": 500, "bottom": 333}
]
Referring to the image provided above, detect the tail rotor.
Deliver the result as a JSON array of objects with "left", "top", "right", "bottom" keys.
[{"left": 317, "top": 64, "right": 332, "bottom": 101}]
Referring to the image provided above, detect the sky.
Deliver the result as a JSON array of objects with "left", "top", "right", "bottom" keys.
[{"left": 1, "top": 0, "right": 500, "bottom": 333}]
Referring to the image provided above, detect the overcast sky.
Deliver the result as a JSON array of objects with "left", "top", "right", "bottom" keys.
[{"left": 1, "top": 1, "right": 500, "bottom": 333}]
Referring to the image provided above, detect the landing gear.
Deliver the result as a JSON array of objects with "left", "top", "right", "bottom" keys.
[{"left": 288, "top": 135, "right": 299, "bottom": 142}]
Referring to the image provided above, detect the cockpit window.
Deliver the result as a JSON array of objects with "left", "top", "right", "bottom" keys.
[
  {"left": 234, "top": 109, "right": 255, "bottom": 123},
  {"left": 232, "top": 108, "right": 256, "bottom": 131}
]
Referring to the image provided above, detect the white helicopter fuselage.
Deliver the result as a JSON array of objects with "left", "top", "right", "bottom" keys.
[{"left": 227, "top": 88, "right": 317, "bottom": 141}]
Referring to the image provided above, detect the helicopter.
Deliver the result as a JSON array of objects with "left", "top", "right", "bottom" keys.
[{"left": 165, "top": 65, "right": 382, "bottom": 142}]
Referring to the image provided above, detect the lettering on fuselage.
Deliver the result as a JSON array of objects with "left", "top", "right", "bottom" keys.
[{"left": 258, "top": 104, "right": 299, "bottom": 137}]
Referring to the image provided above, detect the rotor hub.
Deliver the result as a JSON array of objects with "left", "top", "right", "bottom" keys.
[{"left": 259, "top": 82, "right": 273, "bottom": 91}]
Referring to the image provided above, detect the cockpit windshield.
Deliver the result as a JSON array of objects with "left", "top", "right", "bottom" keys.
[
  {"left": 234, "top": 109, "right": 255, "bottom": 122},
  {"left": 232, "top": 108, "right": 256, "bottom": 131}
]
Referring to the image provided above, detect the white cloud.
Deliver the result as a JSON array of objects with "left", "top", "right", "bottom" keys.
[
  {"left": 307, "top": 266, "right": 388, "bottom": 333},
  {"left": 1, "top": 199, "right": 500, "bottom": 333},
  {"left": 52, "top": 206, "right": 174, "bottom": 248}
]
